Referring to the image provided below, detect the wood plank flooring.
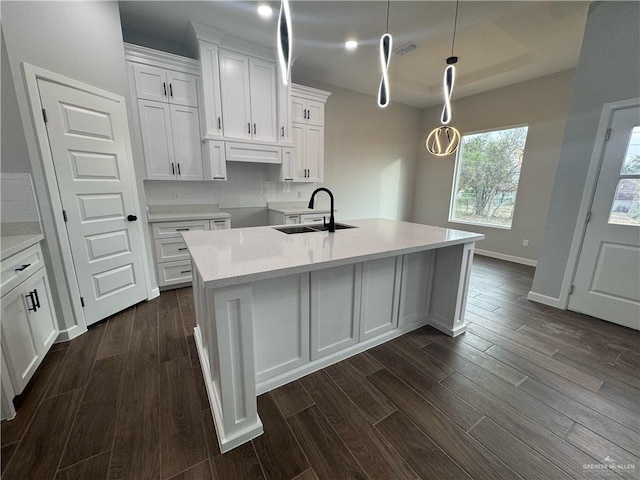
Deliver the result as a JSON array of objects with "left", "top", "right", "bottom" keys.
[{"left": 2, "top": 256, "right": 639, "bottom": 479}]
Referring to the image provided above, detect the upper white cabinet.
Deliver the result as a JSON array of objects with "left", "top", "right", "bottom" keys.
[
  {"left": 125, "top": 44, "right": 204, "bottom": 181},
  {"left": 133, "top": 64, "right": 198, "bottom": 107},
  {"left": 285, "top": 84, "right": 331, "bottom": 182},
  {"left": 219, "top": 49, "right": 278, "bottom": 143},
  {"left": 198, "top": 40, "right": 224, "bottom": 139}
]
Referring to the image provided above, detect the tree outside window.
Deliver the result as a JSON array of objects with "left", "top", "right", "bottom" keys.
[{"left": 450, "top": 126, "right": 528, "bottom": 229}]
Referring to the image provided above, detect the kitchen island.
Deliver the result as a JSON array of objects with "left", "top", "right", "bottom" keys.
[{"left": 183, "top": 218, "right": 483, "bottom": 452}]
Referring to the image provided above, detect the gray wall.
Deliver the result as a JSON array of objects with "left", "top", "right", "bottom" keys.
[
  {"left": 412, "top": 69, "right": 576, "bottom": 263},
  {"left": 299, "top": 78, "right": 421, "bottom": 222},
  {"left": 2, "top": 1, "right": 157, "bottom": 330},
  {"left": 1, "top": 34, "right": 31, "bottom": 174},
  {"left": 531, "top": 1, "right": 640, "bottom": 299}
]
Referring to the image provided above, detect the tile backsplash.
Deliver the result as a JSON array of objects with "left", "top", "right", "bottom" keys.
[
  {"left": 1, "top": 173, "right": 40, "bottom": 224},
  {"left": 144, "top": 162, "right": 322, "bottom": 208}
]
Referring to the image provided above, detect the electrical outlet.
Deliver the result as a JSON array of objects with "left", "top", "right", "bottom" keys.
[{"left": 522, "top": 239, "right": 529, "bottom": 247}]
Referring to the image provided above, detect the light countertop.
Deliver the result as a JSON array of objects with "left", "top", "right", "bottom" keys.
[
  {"left": 1, "top": 233, "right": 44, "bottom": 261},
  {"left": 147, "top": 203, "right": 231, "bottom": 223},
  {"left": 183, "top": 218, "right": 484, "bottom": 288}
]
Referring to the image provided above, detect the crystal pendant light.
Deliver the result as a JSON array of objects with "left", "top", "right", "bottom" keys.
[
  {"left": 277, "top": 0, "right": 292, "bottom": 85},
  {"left": 426, "top": 1, "right": 462, "bottom": 156},
  {"left": 378, "top": 0, "right": 393, "bottom": 108}
]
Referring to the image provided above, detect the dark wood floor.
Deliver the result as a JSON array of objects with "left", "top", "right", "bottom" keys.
[{"left": 2, "top": 256, "right": 639, "bottom": 480}]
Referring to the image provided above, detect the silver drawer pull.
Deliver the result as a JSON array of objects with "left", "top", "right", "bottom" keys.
[
  {"left": 178, "top": 248, "right": 187, "bottom": 251},
  {"left": 180, "top": 270, "right": 192, "bottom": 274},
  {"left": 15, "top": 264, "right": 31, "bottom": 272}
]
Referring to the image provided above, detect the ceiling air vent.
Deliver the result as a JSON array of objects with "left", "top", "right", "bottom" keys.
[{"left": 394, "top": 41, "right": 420, "bottom": 56}]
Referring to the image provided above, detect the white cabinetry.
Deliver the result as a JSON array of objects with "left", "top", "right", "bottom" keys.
[
  {"left": 1, "top": 243, "right": 57, "bottom": 403},
  {"left": 219, "top": 50, "right": 278, "bottom": 143},
  {"left": 286, "top": 84, "right": 331, "bottom": 182},
  {"left": 125, "top": 44, "right": 204, "bottom": 181},
  {"left": 151, "top": 218, "right": 230, "bottom": 289}
]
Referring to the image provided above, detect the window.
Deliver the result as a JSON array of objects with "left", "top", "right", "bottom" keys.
[
  {"left": 608, "top": 125, "right": 640, "bottom": 226},
  {"left": 449, "top": 126, "right": 528, "bottom": 229}
]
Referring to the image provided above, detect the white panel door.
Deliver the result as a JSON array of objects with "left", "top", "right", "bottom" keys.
[
  {"left": 138, "top": 99, "right": 175, "bottom": 180},
  {"left": 133, "top": 64, "right": 168, "bottom": 103},
  {"left": 305, "top": 125, "right": 324, "bottom": 182},
  {"left": 248, "top": 58, "right": 278, "bottom": 143},
  {"left": 199, "top": 40, "right": 223, "bottom": 138},
  {"left": 38, "top": 79, "right": 148, "bottom": 325},
  {"left": 170, "top": 105, "right": 203, "bottom": 180},
  {"left": 166, "top": 71, "right": 198, "bottom": 107},
  {"left": 204, "top": 140, "right": 227, "bottom": 180},
  {"left": 360, "top": 257, "right": 401, "bottom": 341},
  {"left": 219, "top": 50, "right": 251, "bottom": 140},
  {"left": 291, "top": 123, "right": 306, "bottom": 180},
  {"left": 281, "top": 147, "right": 295, "bottom": 181},
  {"left": 570, "top": 106, "right": 640, "bottom": 329},
  {"left": 310, "top": 264, "right": 362, "bottom": 360}
]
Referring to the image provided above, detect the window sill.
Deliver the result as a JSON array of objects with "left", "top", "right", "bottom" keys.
[{"left": 448, "top": 219, "right": 512, "bottom": 230}]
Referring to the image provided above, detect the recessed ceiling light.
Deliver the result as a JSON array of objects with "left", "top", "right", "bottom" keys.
[
  {"left": 345, "top": 40, "right": 358, "bottom": 51},
  {"left": 257, "top": 4, "right": 273, "bottom": 19}
]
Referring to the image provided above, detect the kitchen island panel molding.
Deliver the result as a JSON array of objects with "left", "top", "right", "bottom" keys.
[{"left": 186, "top": 219, "right": 483, "bottom": 453}]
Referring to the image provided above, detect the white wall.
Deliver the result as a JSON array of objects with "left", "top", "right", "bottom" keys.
[
  {"left": 412, "top": 70, "right": 575, "bottom": 263},
  {"left": 2, "top": 1, "right": 157, "bottom": 330},
  {"left": 531, "top": 1, "right": 640, "bottom": 300}
]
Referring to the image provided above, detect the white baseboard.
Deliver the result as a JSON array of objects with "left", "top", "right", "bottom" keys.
[
  {"left": 475, "top": 249, "right": 537, "bottom": 267},
  {"left": 526, "top": 291, "right": 565, "bottom": 309},
  {"left": 148, "top": 287, "right": 160, "bottom": 300},
  {"left": 55, "top": 324, "right": 87, "bottom": 342}
]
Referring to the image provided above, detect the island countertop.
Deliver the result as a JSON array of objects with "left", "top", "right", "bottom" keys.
[{"left": 183, "top": 218, "right": 484, "bottom": 288}]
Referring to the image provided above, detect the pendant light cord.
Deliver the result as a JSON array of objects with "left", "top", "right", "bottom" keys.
[
  {"left": 386, "top": 0, "right": 391, "bottom": 33},
  {"left": 450, "top": 0, "right": 459, "bottom": 57}
]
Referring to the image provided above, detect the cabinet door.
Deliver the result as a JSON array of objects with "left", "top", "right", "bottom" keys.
[
  {"left": 166, "top": 71, "right": 198, "bottom": 107},
  {"left": 398, "top": 251, "right": 435, "bottom": 326},
  {"left": 210, "top": 219, "right": 230, "bottom": 230},
  {"left": 248, "top": 58, "right": 278, "bottom": 143},
  {"left": 170, "top": 105, "right": 203, "bottom": 180},
  {"left": 133, "top": 64, "right": 168, "bottom": 103},
  {"left": 281, "top": 147, "right": 295, "bottom": 181},
  {"left": 359, "top": 257, "right": 401, "bottom": 341},
  {"left": 1, "top": 286, "right": 39, "bottom": 394},
  {"left": 204, "top": 140, "right": 227, "bottom": 180},
  {"left": 199, "top": 41, "right": 223, "bottom": 138},
  {"left": 291, "top": 95, "right": 306, "bottom": 123},
  {"left": 305, "top": 99, "right": 325, "bottom": 126},
  {"left": 291, "top": 123, "right": 306, "bottom": 180},
  {"left": 305, "top": 125, "right": 324, "bottom": 182},
  {"left": 138, "top": 99, "right": 175, "bottom": 180},
  {"left": 28, "top": 273, "right": 57, "bottom": 355},
  {"left": 310, "top": 264, "right": 362, "bottom": 360},
  {"left": 219, "top": 50, "right": 252, "bottom": 140},
  {"left": 277, "top": 72, "right": 291, "bottom": 142}
]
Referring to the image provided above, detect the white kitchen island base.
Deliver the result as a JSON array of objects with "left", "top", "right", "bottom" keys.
[{"left": 185, "top": 220, "right": 482, "bottom": 453}]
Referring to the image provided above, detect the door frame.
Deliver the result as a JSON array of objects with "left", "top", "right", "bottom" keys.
[
  {"left": 559, "top": 97, "right": 640, "bottom": 309},
  {"left": 22, "top": 63, "right": 156, "bottom": 337}
]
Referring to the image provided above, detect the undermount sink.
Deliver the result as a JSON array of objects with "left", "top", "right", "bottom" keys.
[{"left": 274, "top": 223, "right": 357, "bottom": 235}]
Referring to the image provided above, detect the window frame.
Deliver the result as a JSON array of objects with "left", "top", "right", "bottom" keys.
[{"left": 448, "top": 124, "right": 529, "bottom": 230}]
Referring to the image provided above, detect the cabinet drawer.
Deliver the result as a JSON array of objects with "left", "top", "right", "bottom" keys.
[
  {"left": 154, "top": 238, "right": 191, "bottom": 263},
  {"left": 285, "top": 215, "right": 300, "bottom": 225},
  {"left": 210, "top": 218, "right": 231, "bottom": 230},
  {"left": 152, "top": 220, "right": 210, "bottom": 239},
  {"left": 157, "top": 260, "right": 193, "bottom": 287},
  {"left": 1, "top": 243, "right": 44, "bottom": 295}
]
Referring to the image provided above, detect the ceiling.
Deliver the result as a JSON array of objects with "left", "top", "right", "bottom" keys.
[{"left": 119, "top": 1, "right": 590, "bottom": 109}]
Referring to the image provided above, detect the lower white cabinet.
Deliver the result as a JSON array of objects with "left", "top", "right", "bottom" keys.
[
  {"left": 204, "top": 140, "right": 227, "bottom": 180},
  {"left": 359, "top": 257, "right": 402, "bottom": 341},
  {"left": 1, "top": 244, "right": 57, "bottom": 399},
  {"left": 151, "top": 218, "right": 230, "bottom": 288}
]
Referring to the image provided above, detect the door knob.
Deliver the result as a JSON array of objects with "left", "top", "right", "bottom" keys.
[{"left": 127, "top": 215, "right": 138, "bottom": 222}]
